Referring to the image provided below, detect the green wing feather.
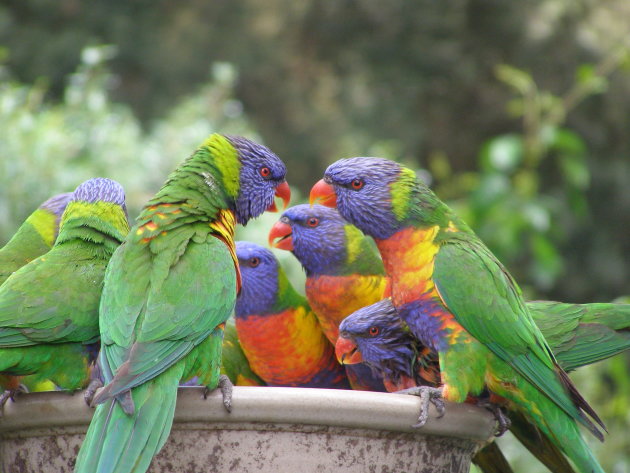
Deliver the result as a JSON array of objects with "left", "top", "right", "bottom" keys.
[
  {"left": 0, "top": 244, "right": 107, "bottom": 346},
  {"left": 95, "top": 230, "right": 236, "bottom": 401},
  {"left": 530, "top": 301, "right": 630, "bottom": 372},
  {"left": 433, "top": 237, "right": 604, "bottom": 437}
]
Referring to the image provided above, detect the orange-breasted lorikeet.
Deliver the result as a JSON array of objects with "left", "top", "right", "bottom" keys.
[
  {"left": 234, "top": 241, "right": 350, "bottom": 388},
  {"left": 311, "top": 157, "right": 605, "bottom": 473}
]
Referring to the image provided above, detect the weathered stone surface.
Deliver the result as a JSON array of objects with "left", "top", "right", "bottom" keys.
[{"left": 0, "top": 387, "right": 495, "bottom": 473}]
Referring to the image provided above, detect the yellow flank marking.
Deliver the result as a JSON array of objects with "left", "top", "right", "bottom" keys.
[
  {"left": 156, "top": 212, "right": 167, "bottom": 219},
  {"left": 446, "top": 221, "right": 458, "bottom": 232},
  {"left": 29, "top": 209, "right": 57, "bottom": 247},
  {"left": 146, "top": 222, "right": 158, "bottom": 231},
  {"left": 136, "top": 228, "right": 144, "bottom": 235},
  {"left": 141, "top": 237, "right": 153, "bottom": 244},
  {"left": 161, "top": 231, "right": 167, "bottom": 236}
]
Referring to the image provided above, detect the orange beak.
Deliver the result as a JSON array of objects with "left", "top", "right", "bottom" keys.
[
  {"left": 268, "top": 221, "right": 294, "bottom": 251},
  {"left": 309, "top": 179, "right": 337, "bottom": 208},
  {"left": 267, "top": 181, "right": 291, "bottom": 212},
  {"left": 335, "top": 336, "right": 363, "bottom": 365}
]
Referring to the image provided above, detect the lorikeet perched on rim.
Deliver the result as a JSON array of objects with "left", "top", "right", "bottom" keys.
[
  {"left": 0, "top": 192, "right": 73, "bottom": 286},
  {"left": 0, "top": 178, "right": 129, "bottom": 404},
  {"left": 338, "top": 297, "right": 630, "bottom": 473},
  {"left": 234, "top": 241, "right": 350, "bottom": 388},
  {"left": 311, "top": 157, "right": 605, "bottom": 473},
  {"left": 74, "top": 134, "right": 290, "bottom": 473},
  {"left": 268, "top": 204, "right": 387, "bottom": 391}
]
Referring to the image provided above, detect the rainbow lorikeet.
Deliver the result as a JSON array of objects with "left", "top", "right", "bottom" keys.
[
  {"left": 268, "top": 204, "right": 386, "bottom": 391},
  {"left": 234, "top": 241, "right": 350, "bottom": 388},
  {"left": 337, "top": 297, "right": 630, "bottom": 473},
  {"left": 74, "top": 134, "right": 290, "bottom": 473},
  {"left": 0, "top": 192, "right": 73, "bottom": 286},
  {"left": 0, "top": 178, "right": 129, "bottom": 405},
  {"left": 311, "top": 157, "right": 605, "bottom": 473}
]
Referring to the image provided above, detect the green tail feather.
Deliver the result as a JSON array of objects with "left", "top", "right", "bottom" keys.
[
  {"left": 74, "top": 368, "right": 181, "bottom": 473},
  {"left": 508, "top": 410, "right": 577, "bottom": 473}
]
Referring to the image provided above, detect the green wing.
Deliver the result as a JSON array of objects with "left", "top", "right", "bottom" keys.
[
  {"left": 0, "top": 245, "right": 104, "bottom": 346},
  {"left": 432, "top": 237, "right": 603, "bottom": 434},
  {"left": 99, "top": 231, "right": 236, "bottom": 397},
  {"left": 530, "top": 301, "right": 630, "bottom": 372}
]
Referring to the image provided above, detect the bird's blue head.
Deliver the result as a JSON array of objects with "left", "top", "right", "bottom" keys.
[
  {"left": 227, "top": 135, "right": 291, "bottom": 225},
  {"left": 39, "top": 192, "right": 73, "bottom": 217},
  {"left": 268, "top": 204, "right": 362, "bottom": 276},
  {"left": 309, "top": 157, "right": 412, "bottom": 240},
  {"left": 234, "top": 241, "right": 280, "bottom": 317},
  {"left": 336, "top": 298, "right": 416, "bottom": 381},
  {"left": 72, "top": 177, "right": 127, "bottom": 212}
]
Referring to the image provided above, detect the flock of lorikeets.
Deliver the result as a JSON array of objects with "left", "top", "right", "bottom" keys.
[{"left": 0, "top": 133, "right": 628, "bottom": 473}]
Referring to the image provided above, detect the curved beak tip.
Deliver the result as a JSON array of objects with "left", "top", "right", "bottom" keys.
[
  {"left": 268, "top": 221, "right": 294, "bottom": 250},
  {"left": 309, "top": 179, "right": 337, "bottom": 208},
  {"left": 335, "top": 336, "right": 362, "bottom": 365}
]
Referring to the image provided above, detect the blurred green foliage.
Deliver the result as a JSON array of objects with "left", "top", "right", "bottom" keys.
[{"left": 1, "top": 1, "right": 630, "bottom": 471}]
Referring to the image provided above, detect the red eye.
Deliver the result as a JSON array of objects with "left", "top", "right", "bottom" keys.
[
  {"left": 307, "top": 217, "right": 319, "bottom": 227},
  {"left": 249, "top": 257, "right": 260, "bottom": 267},
  {"left": 260, "top": 167, "right": 271, "bottom": 178},
  {"left": 369, "top": 326, "right": 379, "bottom": 336},
  {"left": 351, "top": 179, "right": 364, "bottom": 190}
]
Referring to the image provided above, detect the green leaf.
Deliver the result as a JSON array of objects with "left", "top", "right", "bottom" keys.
[{"left": 479, "top": 134, "right": 523, "bottom": 173}]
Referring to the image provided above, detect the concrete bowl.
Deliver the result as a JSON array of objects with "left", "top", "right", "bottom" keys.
[{"left": 0, "top": 386, "right": 495, "bottom": 472}]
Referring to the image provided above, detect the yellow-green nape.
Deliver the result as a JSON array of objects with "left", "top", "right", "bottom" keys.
[
  {"left": 28, "top": 209, "right": 58, "bottom": 247},
  {"left": 203, "top": 133, "right": 242, "bottom": 198},
  {"left": 61, "top": 201, "right": 130, "bottom": 233},
  {"left": 344, "top": 225, "right": 366, "bottom": 265},
  {"left": 390, "top": 166, "right": 416, "bottom": 221}
]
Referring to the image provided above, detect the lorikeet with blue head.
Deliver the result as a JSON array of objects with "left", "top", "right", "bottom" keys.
[
  {"left": 74, "top": 134, "right": 290, "bottom": 473},
  {"left": 234, "top": 241, "right": 350, "bottom": 388},
  {"left": 268, "top": 204, "right": 386, "bottom": 391},
  {"left": 311, "top": 157, "right": 606, "bottom": 473},
  {"left": 337, "top": 297, "right": 630, "bottom": 473},
  {"left": 0, "top": 192, "right": 73, "bottom": 286},
  {"left": 0, "top": 178, "right": 129, "bottom": 405}
]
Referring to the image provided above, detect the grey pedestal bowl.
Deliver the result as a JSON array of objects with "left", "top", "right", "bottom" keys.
[{"left": 0, "top": 386, "right": 496, "bottom": 472}]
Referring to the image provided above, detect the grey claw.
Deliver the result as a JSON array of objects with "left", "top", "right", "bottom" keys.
[
  {"left": 203, "top": 375, "right": 233, "bottom": 413},
  {"left": 477, "top": 400, "right": 511, "bottom": 437},
  {"left": 396, "top": 386, "right": 444, "bottom": 428},
  {"left": 83, "top": 379, "right": 104, "bottom": 407},
  {"left": 0, "top": 384, "right": 29, "bottom": 412}
]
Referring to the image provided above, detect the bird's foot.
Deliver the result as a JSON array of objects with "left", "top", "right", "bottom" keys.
[
  {"left": 477, "top": 399, "right": 511, "bottom": 436},
  {"left": 83, "top": 379, "right": 103, "bottom": 407},
  {"left": 396, "top": 386, "right": 445, "bottom": 427},
  {"left": 203, "top": 374, "right": 233, "bottom": 413},
  {"left": 0, "top": 384, "right": 29, "bottom": 410}
]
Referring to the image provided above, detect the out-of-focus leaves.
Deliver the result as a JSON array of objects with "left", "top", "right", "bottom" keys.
[{"left": 480, "top": 134, "right": 523, "bottom": 174}]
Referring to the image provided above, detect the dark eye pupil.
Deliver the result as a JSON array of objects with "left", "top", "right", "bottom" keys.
[
  {"left": 369, "top": 327, "right": 378, "bottom": 335},
  {"left": 308, "top": 218, "right": 318, "bottom": 226},
  {"left": 250, "top": 257, "right": 260, "bottom": 267},
  {"left": 261, "top": 167, "right": 270, "bottom": 177},
  {"left": 352, "top": 179, "right": 363, "bottom": 189}
]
